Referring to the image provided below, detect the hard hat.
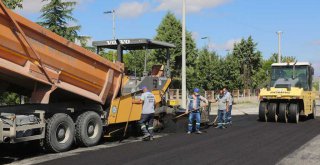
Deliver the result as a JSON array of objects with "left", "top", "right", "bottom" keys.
[{"left": 194, "top": 88, "right": 200, "bottom": 93}]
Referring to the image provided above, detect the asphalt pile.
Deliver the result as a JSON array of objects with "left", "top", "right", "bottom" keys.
[{"left": 160, "top": 114, "right": 189, "bottom": 133}]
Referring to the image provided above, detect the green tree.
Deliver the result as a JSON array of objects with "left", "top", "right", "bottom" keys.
[
  {"left": 232, "top": 36, "right": 263, "bottom": 89},
  {"left": 38, "top": 0, "right": 81, "bottom": 42},
  {"left": 76, "top": 36, "right": 96, "bottom": 52},
  {"left": 124, "top": 50, "right": 155, "bottom": 77},
  {"left": 269, "top": 53, "right": 296, "bottom": 63},
  {"left": 282, "top": 56, "right": 296, "bottom": 63},
  {"left": 0, "top": 92, "right": 20, "bottom": 105},
  {"left": 221, "top": 53, "right": 243, "bottom": 90},
  {"left": 98, "top": 49, "right": 153, "bottom": 77},
  {"left": 153, "top": 12, "right": 197, "bottom": 89},
  {"left": 2, "top": 0, "right": 23, "bottom": 9},
  {"left": 98, "top": 50, "right": 114, "bottom": 61},
  {"left": 313, "top": 81, "right": 319, "bottom": 91},
  {"left": 194, "top": 48, "right": 222, "bottom": 90}
]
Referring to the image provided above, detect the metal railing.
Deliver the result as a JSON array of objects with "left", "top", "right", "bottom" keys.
[{"left": 168, "top": 89, "right": 259, "bottom": 104}]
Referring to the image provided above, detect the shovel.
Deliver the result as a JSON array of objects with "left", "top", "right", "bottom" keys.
[{"left": 172, "top": 107, "right": 206, "bottom": 122}]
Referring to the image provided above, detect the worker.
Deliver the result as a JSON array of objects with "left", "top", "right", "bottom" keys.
[
  {"left": 215, "top": 89, "right": 230, "bottom": 129},
  {"left": 132, "top": 86, "right": 155, "bottom": 141},
  {"left": 186, "top": 88, "right": 208, "bottom": 134},
  {"left": 223, "top": 87, "right": 233, "bottom": 125}
]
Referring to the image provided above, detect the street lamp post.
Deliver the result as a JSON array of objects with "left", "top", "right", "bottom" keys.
[
  {"left": 201, "top": 37, "right": 211, "bottom": 50},
  {"left": 104, "top": 10, "right": 116, "bottom": 39},
  {"left": 181, "top": 0, "right": 187, "bottom": 109},
  {"left": 104, "top": 10, "right": 116, "bottom": 62},
  {"left": 276, "top": 31, "right": 282, "bottom": 63},
  {"left": 318, "top": 76, "right": 320, "bottom": 93},
  {"left": 201, "top": 36, "right": 212, "bottom": 61}
]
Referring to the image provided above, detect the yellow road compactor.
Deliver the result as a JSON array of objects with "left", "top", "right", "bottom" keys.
[{"left": 259, "top": 62, "right": 316, "bottom": 123}]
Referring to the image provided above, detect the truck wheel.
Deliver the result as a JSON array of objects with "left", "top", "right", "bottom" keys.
[
  {"left": 267, "top": 103, "right": 278, "bottom": 122},
  {"left": 76, "top": 111, "right": 103, "bottom": 147},
  {"left": 45, "top": 113, "right": 75, "bottom": 152},
  {"left": 278, "top": 103, "right": 288, "bottom": 123},
  {"left": 289, "top": 104, "right": 299, "bottom": 123},
  {"left": 259, "top": 102, "right": 268, "bottom": 122},
  {"left": 310, "top": 101, "right": 316, "bottom": 119}
]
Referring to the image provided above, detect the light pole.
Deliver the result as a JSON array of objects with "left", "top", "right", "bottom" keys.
[
  {"left": 104, "top": 10, "right": 116, "bottom": 62},
  {"left": 276, "top": 31, "right": 283, "bottom": 63},
  {"left": 181, "top": 0, "right": 187, "bottom": 109},
  {"left": 318, "top": 76, "right": 320, "bottom": 93},
  {"left": 201, "top": 36, "right": 212, "bottom": 60},
  {"left": 104, "top": 10, "right": 116, "bottom": 39},
  {"left": 143, "top": 47, "right": 149, "bottom": 77},
  {"left": 201, "top": 37, "right": 211, "bottom": 50}
]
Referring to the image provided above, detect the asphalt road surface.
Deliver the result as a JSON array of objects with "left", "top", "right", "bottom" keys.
[{"left": 3, "top": 114, "right": 320, "bottom": 165}]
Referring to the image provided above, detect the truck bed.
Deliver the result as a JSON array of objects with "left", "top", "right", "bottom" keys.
[{"left": 0, "top": 5, "right": 123, "bottom": 104}]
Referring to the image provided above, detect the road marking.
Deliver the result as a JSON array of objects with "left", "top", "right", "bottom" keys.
[{"left": 6, "top": 134, "right": 167, "bottom": 165}]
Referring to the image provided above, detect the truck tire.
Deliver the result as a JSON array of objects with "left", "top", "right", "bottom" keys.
[
  {"left": 310, "top": 101, "right": 316, "bottom": 119},
  {"left": 259, "top": 102, "right": 268, "bottom": 122},
  {"left": 45, "top": 113, "right": 75, "bottom": 153},
  {"left": 267, "top": 103, "right": 278, "bottom": 122},
  {"left": 289, "top": 104, "right": 299, "bottom": 123},
  {"left": 278, "top": 103, "right": 288, "bottom": 123},
  {"left": 75, "top": 111, "right": 103, "bottom": 147}
]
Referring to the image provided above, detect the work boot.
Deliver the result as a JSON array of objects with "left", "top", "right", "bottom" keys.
[
  {"left": 196, "top": 131, "right": 202, "bottom": 134},
  {"left": 149, "top": 137, "right": 154, "bottom": 141},
  {"left": 187, "top": 131, "right": 191, "bottom": 134},
  {"left": 142, "top": 134, "right": 151, "bottom": 140},
  {"left": 215, "top": 126, "right": 225, "bottom": 129}
]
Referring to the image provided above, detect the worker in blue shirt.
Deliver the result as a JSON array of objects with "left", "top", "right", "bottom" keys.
[{"left": 185, "top": 88, "right": 208, "bottom": 134}]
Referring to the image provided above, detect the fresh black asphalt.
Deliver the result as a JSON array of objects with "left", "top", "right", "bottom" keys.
[{"left": 35, "top": 115, "right": 320, "bottom": 165}]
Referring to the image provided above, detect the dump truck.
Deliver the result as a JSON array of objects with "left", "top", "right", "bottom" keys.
[
  {"left": 0, "top": 2, "right": 176, "bottom": 152},
  {"left": 258, "top": 62, "right": 316, "bottom": 123}
]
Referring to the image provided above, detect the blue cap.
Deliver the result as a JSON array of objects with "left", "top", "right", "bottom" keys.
[
  {"left": 141, "top": 86, "right": 147, "bottom": 90},
  {"left": 194, "top": 88, "right": 200, "bottom": 93}
]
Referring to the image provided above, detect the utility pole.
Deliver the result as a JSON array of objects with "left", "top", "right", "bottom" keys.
[
  {"left": 143, "top": 47, "right": 149, "bottom": 77},
  {"left": 181, "top": 0, "right": 187, "bottom": 109},
  {"left": 318, "top": 77, "right": 320, "bottom": 93},
  {"left": 277, "top": 31, "right": 282, "bottom": 63},
  {"left": 104, "top": 10, "right": 116, "bottom": 62},
  {"left": 201, "top": 37, "right": 210, "bottom": 50},
  {"left": 201, "top": 36, "right": 211, "bottom": 61}
]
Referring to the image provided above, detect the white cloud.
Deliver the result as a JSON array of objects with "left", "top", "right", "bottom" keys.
[
  {"left": 116, "top": 1, "right": 150, "bottom": 18},
  {"left": 15, "top": 0, "right": 48, "bottom": 13},
  {"left": 209, "top": 38, "right": 241, "bottom": 51},
  {"left": 15, "top": 0, "right": 94, "bottom": 14},
  {"left": 156, "top": 0, "right": 231, "bottom": 13},
  {"left": 191, "top": 32, "right": 199, "bottom": 41}
]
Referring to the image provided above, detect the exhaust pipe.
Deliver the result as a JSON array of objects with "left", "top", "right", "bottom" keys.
[{"left": 3, "top": 136, "right": 10, "bottom": 143}]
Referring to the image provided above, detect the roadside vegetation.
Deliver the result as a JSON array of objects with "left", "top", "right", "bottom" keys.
[{"left": 0, "top": 0, "right": 298, "bottom": 105}]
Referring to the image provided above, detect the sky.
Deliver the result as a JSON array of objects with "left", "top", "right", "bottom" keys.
[{"left": 15, "top": 0, "right": 320, "bottom": 76}]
